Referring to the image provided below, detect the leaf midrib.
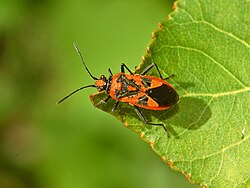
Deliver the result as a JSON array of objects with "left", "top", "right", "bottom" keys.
[
  {"left": 157, "top": 44, "right": 246, "bottom": 87},
  {"left": 182, "top": 87, "right": 250, "bottom": 97}
]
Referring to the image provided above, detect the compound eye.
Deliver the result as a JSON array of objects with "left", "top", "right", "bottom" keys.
[{"left": 101, "top": 75, "right": 107, "bottom": 82}]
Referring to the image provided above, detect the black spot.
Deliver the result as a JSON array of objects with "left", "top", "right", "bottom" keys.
[{"left": 147, "top": 85, "right": 179, "bottom": 107}]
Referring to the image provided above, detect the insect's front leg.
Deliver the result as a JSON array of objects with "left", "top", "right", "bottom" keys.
[
  {"left": 121, "top": 63, "right": 134, "bottom": 75},
  {"left": 108, "top": 68, "right": 113, "bottom": 76}
]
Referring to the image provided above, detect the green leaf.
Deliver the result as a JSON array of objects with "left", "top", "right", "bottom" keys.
[{"left": 90, "top": 0, "right": 250, "bottom": 187}]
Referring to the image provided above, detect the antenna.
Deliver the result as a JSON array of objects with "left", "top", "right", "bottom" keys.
[
  {"left": 57, "top": 85, "right": 96, "bottom": 104},
  {"left": 73, "top": 43, "right": 98, "bottom": 80}
]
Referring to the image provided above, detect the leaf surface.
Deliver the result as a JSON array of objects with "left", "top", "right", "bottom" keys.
[{"left": 91, "top": 0, "right": 250, "bottom": 187}]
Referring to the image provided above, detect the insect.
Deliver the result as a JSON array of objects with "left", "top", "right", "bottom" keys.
[{"left": 58, "top": 43, "right": 179, "bottom": 137}]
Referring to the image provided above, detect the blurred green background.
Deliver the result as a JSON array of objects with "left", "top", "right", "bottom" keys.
[{"left": 0, "top": 0, "right": 199, "bottom": 187}]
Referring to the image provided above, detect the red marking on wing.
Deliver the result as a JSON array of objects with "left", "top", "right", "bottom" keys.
[
  {"left": 147, "top": 97, "right": 159, "bottom": 108},
  {"left": 127, "top": 85, "right": 137, "bottom": 91}
]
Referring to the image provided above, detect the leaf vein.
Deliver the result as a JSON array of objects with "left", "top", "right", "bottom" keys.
[
  {"left": 182, "top": 87, "right": 250, "bottom": 97},
  {"left": 174, "top": 7, "right": 250, "bottom": 49},
  {"left": 178, "top": 96, "right": 214, "bottom": 136},
  {"left": 174, "top": 134, "right": 250, "bottom": 163},
  {"left": 157, "top": 44, "right": 246, "bottom": 87},
  {"left": 209, "top": 153, "right": 224, "bottom": 185},
  {"left": 199, "top": 20, "right": 250, "bottom": 50}
]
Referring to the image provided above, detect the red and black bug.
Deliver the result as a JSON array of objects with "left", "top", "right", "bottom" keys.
[{"left": 58, "top": 44, "right": 179, "bottom": 137}]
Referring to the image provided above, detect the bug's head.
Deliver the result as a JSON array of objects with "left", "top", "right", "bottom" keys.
[{"left": 95, "top": 75, "right": 108, "bottom": 92}]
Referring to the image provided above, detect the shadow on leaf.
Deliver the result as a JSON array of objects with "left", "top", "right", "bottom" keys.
[
  {"left": 158, "top": 97, "right": 212, "bottom": 138},
  {"left": 90, "top": 92, "right": 212, "bottom": 138}
]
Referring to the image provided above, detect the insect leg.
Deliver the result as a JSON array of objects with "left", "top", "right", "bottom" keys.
[
  {"left": 108, "top": 68, "right": 113, "bottom": 76},
  {"left": 140, "top": 63, "right": 163, "bottom": 78},
  {"left": 121, "top": 63, "right": 134, "bottom": 75},
  {"left": 111, "top": 101, "right": 120, "bottom": 112},
  {"left": 141, "top": 63, "right": 175, "bottom": 80},
  {"left": 164, "top": 74, "right": 175, "bottom": 80},
  {"left": 134, "top": 106, "right": 169, "bottom": 137}
]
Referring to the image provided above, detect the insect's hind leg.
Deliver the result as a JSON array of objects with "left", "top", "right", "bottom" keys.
[
  {"left": 134, "top": 106, "right": 170, "bottom": 137},
  {"left": 121, "top": 63, "right": 134, "bottom": 74}
]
